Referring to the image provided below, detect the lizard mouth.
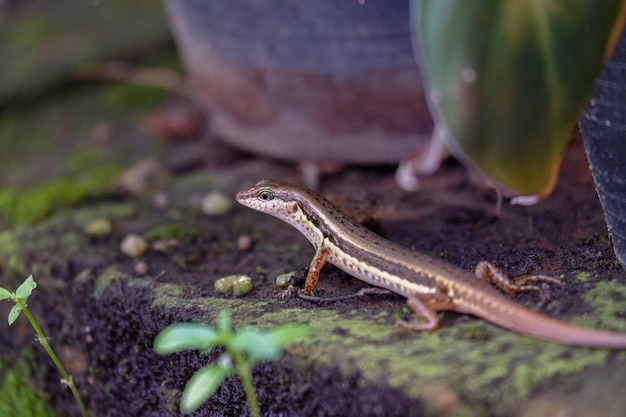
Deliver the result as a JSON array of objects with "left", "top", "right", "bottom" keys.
[{"left": 235, "top": 189, "right": 251, "bottom": 203}]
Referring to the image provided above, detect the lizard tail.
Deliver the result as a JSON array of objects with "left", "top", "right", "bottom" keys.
[{"left": 465, "top": 300, "right": 626, "bottom": 349}]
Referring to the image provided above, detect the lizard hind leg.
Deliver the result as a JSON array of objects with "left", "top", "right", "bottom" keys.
[
  {"left": 394, "top": 293, "right": 455, "bottom": 333},
  {"left": 474, "top": 261, "right": 563, "bottom": 294}
]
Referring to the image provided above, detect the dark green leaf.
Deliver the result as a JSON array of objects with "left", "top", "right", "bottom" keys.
[
  {"left": 154, "top": 324, "right": 219, "bottom": 354},
  {"left": 181, "top": 364, "right": 232, "bottom": 413},
  {"left": 415, "top": 0, "right": 625, "bottom": 196}
]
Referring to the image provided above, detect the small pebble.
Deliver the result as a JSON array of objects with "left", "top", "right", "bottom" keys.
[
  {"left": 214, "top": 274, "right": 254, "bottom": 296},
  {"left": 118, "top": 159, "right": 170, "bottom": 197},
  {"left": 276, "top": 271, "right": 297, "bottom": 289},
  {"left": 84, "top": 218, "right": 112, "bottom": 237},
  {"left": 151, "top": 240, "right": 167, "bottom": 252},
  {"left": 151, "top": 238, "right": 181, "bottom": 253},
  {"left": 135, "top": 261, "right": 149, "bottom": 275},
  {"left": 201, "top": 191, "right": 232, "bottom": 215},
  {"left": 120, "top": 234, "right": 148, "bottom": 258},
  {"left": 152, "top": 192, "right": 170, "bottom": 209},
  {"left": 214, "top": 275, "right": 238, "bottom": 294},
  {"left": 233, "top": 275, "right": 254, "bottom": 296},
  {"left": 237, "top": 234, "right": 253, "bottom": 252}
]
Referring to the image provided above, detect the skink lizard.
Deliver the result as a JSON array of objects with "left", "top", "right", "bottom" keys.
[{"left": 236, "top": 179, "right": 626, "bottom": 348}]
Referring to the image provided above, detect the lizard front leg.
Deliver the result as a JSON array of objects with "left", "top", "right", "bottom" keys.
[{"left": 302, "top": 246, "right": 330, "bottom": 295}]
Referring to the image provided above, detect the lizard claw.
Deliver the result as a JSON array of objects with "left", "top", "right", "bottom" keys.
[{"left": 281, "top": 285, "right": 300, "bottom": 299}]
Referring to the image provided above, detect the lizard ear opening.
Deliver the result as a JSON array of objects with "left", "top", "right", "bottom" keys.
[{"left": 289, "top": 201, "right": 299, "bottom": 214}]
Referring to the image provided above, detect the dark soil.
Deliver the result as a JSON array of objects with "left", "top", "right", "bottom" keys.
[{"left": 3, "top": 132, "right": 626, "bottom": 417}]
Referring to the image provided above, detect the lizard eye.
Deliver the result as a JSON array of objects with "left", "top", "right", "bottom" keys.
[{"left": 257, "top": 189, "right": 273, "bottom": 201}]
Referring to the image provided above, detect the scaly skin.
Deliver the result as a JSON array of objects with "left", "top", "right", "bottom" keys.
[{"left": 237, "top": 179, "right": 626, "bottom": 348}]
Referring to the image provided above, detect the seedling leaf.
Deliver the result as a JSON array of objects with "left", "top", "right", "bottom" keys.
[
  {"left": 0, "top": 288, "right": 12, "bottom": 300},
  {"left": 268, "top": 325, "right": 310, "bottom": 348},
  {"left": 8, "top": 304, "right": 22, "bottom": 325},
  {"left": 181, "top": 364, "right": 232, "bottom": 413},
  {"left": 154, "top": 324, "right": 219, "bottom": 354},
  {"left": 230, "top": 329, "right": 281, "bottom": 364},
  {"left": 15, "top": 275, "right": 37, "bottom": 299}
]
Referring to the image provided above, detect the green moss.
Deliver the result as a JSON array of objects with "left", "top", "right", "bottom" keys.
[
  {"left": 0, "top": 0, "right": 171, "bottom": 107},
  {"left": 65, "top": 150, "right": 105, "bottom": 173},
  {"left": 583, "top": 280, "right": 626, "bottom": 331},
  {"left": 462, "top": 322, "right": 492, "bottom": 341},
  {"left": 13, "top": 18, "right": 57, "bottom": 48},
  {"left": 104, "top": 84, "right": 168, "bottom": 111},
  {"left": 0, "top": 164, "right": 122, "bottom": 226},
  {"left": 144, "top": 223, "right": 201, "bottom": 242},
  {"left": 94, "top": 266, "right": 134, "bottom": 299},
  {"left": 0, "top": 112, "right": 53, "bottom": 158},
  {"left": 573, "top": 271, "right": 592, "bottom": 282},
  {"left": 150, "top": 285, "right": 620, "bottom": 416},
  {"left": 0, "top": 230, "right": 27, "bottom": 277},
  {"left": 0, "top": 359, "right": 55, "bottom": 417},
  {"left": 71, "top": 202, "right": 137, "bottom": 227}
]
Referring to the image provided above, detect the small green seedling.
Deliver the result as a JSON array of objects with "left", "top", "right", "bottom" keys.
[
  {"left": 154, "top": 311, "right": 309, "bottom": 415},
  {"left": 0, "top": 275, "right": 89, "bottom": 417}
]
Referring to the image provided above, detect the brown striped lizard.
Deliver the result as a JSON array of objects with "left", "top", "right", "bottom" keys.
[{"left": 236, "top": 179, "right": 626, "bottom": 348}]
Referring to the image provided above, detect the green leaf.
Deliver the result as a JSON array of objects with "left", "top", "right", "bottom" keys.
[
  {"left": 414, "top": 0, "right": 626, "bottom": 196},
  {"left": 154, "top": 324, "right": 219, "bottom": 354},
  {"left": 8, "top": 304, "right": 22, "bottom": 325},
  {"left": 268, "top": 325, "right": 310, "bottom": 348},
  {"left": 230, "top": 329, "right": 280, "bottom": 364},
  {"left": 181, "top": 364, "right": 232, "bottom": 413},
  {"left": 14, "top": 275, "right": 36, "bottom": 299},
  {"left": 230, "top": 325, "right": 309, "bottom": 365},
  {"left": 0, "top": 287, "right": 12, "bottom": 300}
]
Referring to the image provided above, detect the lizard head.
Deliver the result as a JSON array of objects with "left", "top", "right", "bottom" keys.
[
  {"left": 236, "top": 179, "right": 302, "bottom": 220},
  {"left": 236, "top": 179, "right": 331, "bottom": 248}
]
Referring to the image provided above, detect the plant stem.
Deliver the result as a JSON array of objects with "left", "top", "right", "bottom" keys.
[
  {"left": 231, "top": 350, "right": 261, "bottom": 417},
  {"left": 19, "top": 301, "right": 89, "bottom": 417}
]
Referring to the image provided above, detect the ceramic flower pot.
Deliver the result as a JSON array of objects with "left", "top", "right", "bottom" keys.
[
  {"left": 164, "top": 0, "right": 432, "bottom": 164},
  {"left": 579, "top": 29, "right": 626, "bottom": 267}
]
